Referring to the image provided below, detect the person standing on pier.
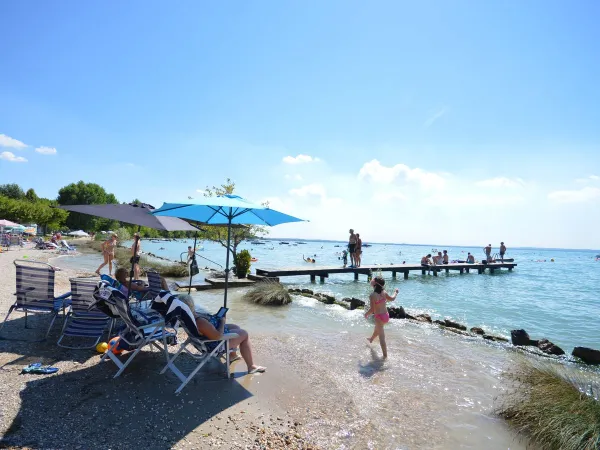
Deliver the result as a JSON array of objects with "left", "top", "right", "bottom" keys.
[
  {"left": 443, "top": 250, "right": 449, "bottom": 264},
  {"left": 484, "top": 244, "right": 492, "bottom": 262},
  {"left": 499, "top": 242, "right": 506, "bottom": 261},
  {"left": 348, "top": 229, "right": 358, "bottom": 268},
  {"left": 355, "top": 233, "right": 363, "bottom": 267}
]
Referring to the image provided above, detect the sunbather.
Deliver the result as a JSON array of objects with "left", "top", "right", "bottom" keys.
[
  {"left": 114, "top": 267, "right": 169, "bottom": 296},
  {"left": 179, "top": 296, "right": 266, "bottom": 375}
]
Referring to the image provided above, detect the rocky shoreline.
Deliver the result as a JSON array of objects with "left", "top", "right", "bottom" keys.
[{"left": 287, "top": 287, "right": 600, "bottom": 366}]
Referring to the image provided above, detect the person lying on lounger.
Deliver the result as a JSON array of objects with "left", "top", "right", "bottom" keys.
[
  {"left": 179, "top": 296, "right": 266, "bottom": 375},
  {"left": 114, "top": 267, "right": 169, "bottom": 296}
]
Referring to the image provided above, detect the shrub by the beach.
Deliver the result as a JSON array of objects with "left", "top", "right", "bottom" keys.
[
  {"left": 244, "top": 280, "right": 292, "bottom": 306},
  {"left": 234, "top": 249, "right": 252, "bottom": 278},
  {"left": 497, "top": 358, "right": 600, "bottom": 450}
]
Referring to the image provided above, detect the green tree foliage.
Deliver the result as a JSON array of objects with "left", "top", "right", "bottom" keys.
[
  {"left": 25, "top": 188, "right": 39, "bottom": 202},
  {"left": 201, "top": 178, "right": 266, "bottom": 261},
  {"left": 0, "top": 195, "right": 67, "bottom": 231},
  {"left": 0, "top": 183, "right": 25, "bottom": 199},
  {"left": 57, "top": 181, "right": 119, "bottom": 231}
]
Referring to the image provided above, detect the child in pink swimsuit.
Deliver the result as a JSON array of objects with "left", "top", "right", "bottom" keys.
[{"left": 364, "top": 276, "right": 398, "bottom": 359}]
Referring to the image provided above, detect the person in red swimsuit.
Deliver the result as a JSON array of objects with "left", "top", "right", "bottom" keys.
[{"left": 364, "top": 276, "right": 398, "bottom": 359}]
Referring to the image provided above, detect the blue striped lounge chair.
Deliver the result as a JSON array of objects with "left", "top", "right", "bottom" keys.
[
  {"left": 0, "top": 260, "right": 71, "bottom": 340},
  {"left": 99, "top": 285, "right": 175, "bottom": 378},
  {"left": 154, "top": 292, "right": 239, "bottom": 394},
  {"left": 57, "top": 278, "right": 113, "bottom": 349}
]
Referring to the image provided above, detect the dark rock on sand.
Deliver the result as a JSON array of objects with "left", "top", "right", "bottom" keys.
[
  {"left": 301, "top": 289, "right": 314, "bottom": 295},
  {"left": 415, "top": 314, "right": 432, "bottom": 323},
  {"left": 470, "top": 327, "right": 485, "bottom": 335},
  {"left": 444, "top": 319, "right": 467, "bottom": 331},
  {"left": 388, "top": 307, "right": 406, "bottom": 319},
  {"left": 510, "top": 329, "right": 538, "bottom": 346},
  {"left": 322, "top": 295, "right": 335, "bottom": 305},
  {"left": 537, "top": 339, "right": 565, "bottom": 356},
  {"left": 572, "top": 347, "right": 600, "bottom": 365},
  {"left": 433, "top": 319, "right": 446, "bottom": 326},
  {"left": 483, "top": 334, "right": 509, "bottom": 343},
  {"left": 349, "top": 298, "right": 365, "bottom": 310},
  {"left": 444, "top": 327, "right": 472, "bottom": 337}
]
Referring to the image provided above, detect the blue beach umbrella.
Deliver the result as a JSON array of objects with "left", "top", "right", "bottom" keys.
[{"left": 152, "top": 195, "right": 306, "bottom": 307}]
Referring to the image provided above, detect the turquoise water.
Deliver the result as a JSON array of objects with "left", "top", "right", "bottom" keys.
[{"left": 73, "top": 238, "right": 600, "bottom": 352}]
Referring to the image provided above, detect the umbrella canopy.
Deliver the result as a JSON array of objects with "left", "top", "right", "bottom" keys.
[
  {"left": 0, "top": 219, "right": 21, "bottom": 227},
  {"left": 152, "top": 194, "right": 306, "bottom": 307},
  {"left": 68, "top": 230, "right": 90, "bottom": 237},
  {"left": 59, "top": 203, "right": 199, "bottom": 231}
]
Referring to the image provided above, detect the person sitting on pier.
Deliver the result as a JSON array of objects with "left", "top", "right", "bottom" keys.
[
  {"left": 432, "top": 252, "right": 443, "bottom": 265},
  {"left": 443, "top": 250, "right": 449, "bottom": 264},
  {"left": 421, "top": 254, "right": 432, "bottom": 266},
  {"left": 467, "top": 253, "right": 475, "bottom": 263}
]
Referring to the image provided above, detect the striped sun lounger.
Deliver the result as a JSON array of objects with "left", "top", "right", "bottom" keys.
[{"left": 0, "top": 260, "right": 71, "bottom": 340}]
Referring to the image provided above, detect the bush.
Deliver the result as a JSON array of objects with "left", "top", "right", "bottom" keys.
[
  {"left": 243, "top": 280, "right": 292, "bottom": 306},
  {"left": 234, "top": 249, "right": 252, "bottom": 279},
  {"left": 496, "top": 358, "right": 600, "bottom": 450}
]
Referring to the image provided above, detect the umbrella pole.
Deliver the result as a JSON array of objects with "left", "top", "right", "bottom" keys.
[
  {"left": 188, "top": 231, "right": 197, "bottom": 294},
  {"left": 223, "top": 216, "right": 232, "bottom": 309},
  {"left": 127, "top": 226, "right": 141, "bottom": 297}
]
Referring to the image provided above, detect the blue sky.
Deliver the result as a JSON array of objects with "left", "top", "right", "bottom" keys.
[{"left": 1, "top": 1, "right": 599, "bottom": 248}]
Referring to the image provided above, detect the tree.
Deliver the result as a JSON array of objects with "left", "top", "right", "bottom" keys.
[
  {"left": 201, "top": 178, "right": 267, "bottom": 263},
  {"left": 25, "top": 188, "right": 39, "bottom": 202},
  {"left": 0, "top": 184, "right": 25, "bottom": 200},
  {"left": 57, "top": 181, "right": 119, "bottom": 231},
  {"left": 0, "top": 195, "right": 67, "bottom": 232}
]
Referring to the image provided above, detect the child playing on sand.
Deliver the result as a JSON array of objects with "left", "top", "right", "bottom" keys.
[{"left": 364, "top": 276, "right": 398, "bottom": 359}]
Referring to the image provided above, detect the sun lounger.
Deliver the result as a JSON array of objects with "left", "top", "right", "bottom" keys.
[
  {"left": 57, "top": 278, "right": 113, "bottom": 349},
  {"left": 154, "top": 292, "right": 238, "bottom": 393},
  {"left": 0, "top": 260, "right": 71, "bottom": 340},
  {"left": 95, "top": 283, "right": 174, "bottom": 378}
]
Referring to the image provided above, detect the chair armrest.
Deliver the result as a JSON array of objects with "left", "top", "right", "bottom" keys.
[
  {"left": 200, "top": 333, "right": 239, "bottom": 343},
  {"left": 55, "top": 291, "right": 72, "bottom": 300}
]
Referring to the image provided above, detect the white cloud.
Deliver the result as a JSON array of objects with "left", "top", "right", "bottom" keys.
[
  {"left": 476, "top": 177, "right": 525, "bottom": 188},
  {"left": 426, "top": 192, "right": 525, "bottom": 207},
  {"left": 0, "top": 151, "right": 27, "bottom": 163},
  {"left": 289, "top": 183, "right": 342, "bottom": 206},
  {"left": 282, "top": 154, "right": 321, "bottom": 164},
  {"left": 0, "top": 134, "right": 27, "bottom": 149},
  {"left": 358, "top": 159, "right": 445, "bottom": 189},
  {"left": 35, "top": 146, "right": 57, "bottom": 155},
  {"left": 373, "top": 191, "right": 407, "bottom": 203},
  {"left": 423, "top": 107, "right": 447, "bottom": 129},
  {"left": 575, "top": 175, "right": 600, "bottom": 184},
  {"left": 284, "top": 174, "right": 303, "bottom": 181},
  {"left": 548, "top": 187, "right": 600, "bottom": 203}
]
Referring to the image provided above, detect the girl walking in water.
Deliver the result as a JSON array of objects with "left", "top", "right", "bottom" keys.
[{"left": 364, "top": 276, "right": 398, "bottom": 359}]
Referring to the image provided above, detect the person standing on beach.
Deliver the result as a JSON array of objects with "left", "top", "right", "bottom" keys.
[
  {"left": 348, "top": 229, "right": 357, "bottom": 268},
  {"left": 96, "top": 233, "right": 117, "bottom": 276},
  {"left": 484, "top": 244, "right": 492, "bottom": 262},
  {"left": 499, "top": 242, "right": 506, "bottom": 261},
  {"left": 365, "top": 276, "right": 398, "bottom": 359},
  {"left": 130, "top": 233, "right": 142, "bottom": 279},
  {"left": 355, "top": 233, "right": 363, "bottom": 267}
]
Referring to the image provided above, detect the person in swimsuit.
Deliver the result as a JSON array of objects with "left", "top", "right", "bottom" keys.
[
  {"left": 443, "top": 250, "right": 449, "bottom": 264},
  {"left": 433, "top": 251, "right": 443, "bottom": 265},
  {"left": 484, "top": 244, "right": 492, "bottom": 262},
  {"left": 130, "top": 233, "right": 142, "bottom": 279},
  {"left": 348, "top": 229, "right": 357, "bottom": 268},
  {"left": 364, "top": 276, "right": 398, "bottom": 359},
  {"left": 499, "top": 242, "right": 506, "bottom": 262},
  {"left": 467, "top": 252, "right": 475, "bottom": 263},
  {"left": 355, "top": 233, "right": 363, "bottom": 267},
  {"left": 96, "top": 233, "right": 117, "bottom": 276},
  {"left": 179, "top": 296, "right": 266, "bottom": 374}
]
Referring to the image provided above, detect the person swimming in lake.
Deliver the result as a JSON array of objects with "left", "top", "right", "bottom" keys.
[
  {"left": 303, "top": 255, "right": 315, "bottom": 263},
  {"left": 364, "top": 276, "right": 398, "bottom": 359}
]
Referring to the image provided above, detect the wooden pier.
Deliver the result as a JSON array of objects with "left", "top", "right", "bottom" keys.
[{"left": 256, "top": 262, "right": 517, "bottom": 283}]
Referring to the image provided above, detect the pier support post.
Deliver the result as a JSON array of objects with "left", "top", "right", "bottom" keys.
[
  {"left": 310, "top": 274, "right": 316, "bottom": 283},
  {"left": 404, "top": 271, "right": 409, "bottom": 280},
  {"left": 460, "top": 268, "right": 464, "bottom": 274},
  {"left": 320, "top": 275, "right": 326, "bottom": 283},
  {"left": 392, "top": 271, "right": 397, "bottom": 279},
  {"left": 421, "top": 269, "right": 426, "bottom": 275},
  {"left": 354, "top": 272, "right": 359, "bottom": 281},
  {"left": 478, "top": 268, "right": 483, "bottom": 274},
  {"left": 466, "top": 268, "right": 470, "bottom": 273},
  {"left": 433, "top": 269, "right": 438, "bottom": 277},
  {"left": 508, "top": 267, "right": 513, "bottom": 271},
  {"left": 445, "top": 268, "right": 449, "bottom": 274},
  {"left": 490, "top": 268, "right": 495, "bottom": 274}
]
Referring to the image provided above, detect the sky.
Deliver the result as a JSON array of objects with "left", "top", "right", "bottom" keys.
[{"left": 1, "top": 1, "right": 599, "bottom": 249}]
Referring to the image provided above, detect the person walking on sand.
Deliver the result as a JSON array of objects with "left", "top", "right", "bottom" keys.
[
  {"left": 130, "top": 233, "right": 142, "bottom": 279},
  {"left": 484, "top": 244, "right": 492, "bottom": 262},
  {"left": 348, "top": 229, "right": 357, "bottom": 268},
  {"left": 355, "top": 233, "right": 363, "bottom": 267},
  {"left": 96, "top": 233, "right": 118, "bottom": 276},
  {"left": 499, "top": 242, "right": 506, "bottom": 261},
  {"left": 364, "top": 276, "right": 398, "bottom": 359}
]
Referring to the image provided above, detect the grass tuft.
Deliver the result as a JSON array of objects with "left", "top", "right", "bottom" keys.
[
  {"left": 497, "top": 358, "right": 600, "bottom": 450},
  {"left": 244, "top": 280, "right": 292, "bottom": 306}
]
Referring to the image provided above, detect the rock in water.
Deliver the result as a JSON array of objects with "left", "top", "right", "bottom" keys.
[
  {"left": 415, "top": 314, "right": 432, "bottom": 323},
  {"left": 537, "top": 339, "right": 565, "bottom": 356},
  {"left": 572, "top": 347, "right": 600, "bottom": 364},
  {"left": 470, "top": 327, "right": 485, "bottom": 335},
  {"left": 444, "top": 319, "right": 467, "bottom": 331},
  {"left": 349, "top": 298, "right": 365, "bottom": 310},
  {"left": 511, "top": 329, "right": 538, "bottom": 346},
  {"left": 388, "top": 306, "right": 406, "bottom": 319}
]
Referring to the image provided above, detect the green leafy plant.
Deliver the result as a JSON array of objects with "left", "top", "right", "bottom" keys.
[
  {"left": 496, "top": 358, "right": 600, "bottom": 450},
  {"left": 234, "top": 249, "right": 252, "bottom": 278},
  {"left": 243, "top": 280, "right": 292, "bottom": 306}
]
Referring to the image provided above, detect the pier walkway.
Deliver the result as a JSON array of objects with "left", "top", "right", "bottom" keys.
[{"left": 256, "top": 262, "right": 517, "bottom": 283}]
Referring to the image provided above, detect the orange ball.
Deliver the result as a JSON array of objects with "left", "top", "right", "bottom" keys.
[{"left": 108, "top": 337, "right": 123, "bottom": 355}]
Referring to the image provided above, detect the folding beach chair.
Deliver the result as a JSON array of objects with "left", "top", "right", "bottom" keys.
[
  {"left": 97, "top": 284, "right": 174, "bottom": 378},
  {"left": 57, "top": 278, "right": 113, "bottom": 349},
  {"left": 144, "top": 269, "right": 163, "bottom": 298},
  {"left": 0, "top": 260, "right": 71, "bottom": 340},
  {"left": 154, "top": 292, "right": 238, "bottom": 394}
]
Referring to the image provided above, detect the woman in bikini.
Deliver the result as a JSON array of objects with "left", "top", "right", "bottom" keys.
[
  {"left": 364, "top": 276, "right": 398, "bottom": 359},
  {"left": 96, "top": 233, "right": 117, "bottom": 276}
]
